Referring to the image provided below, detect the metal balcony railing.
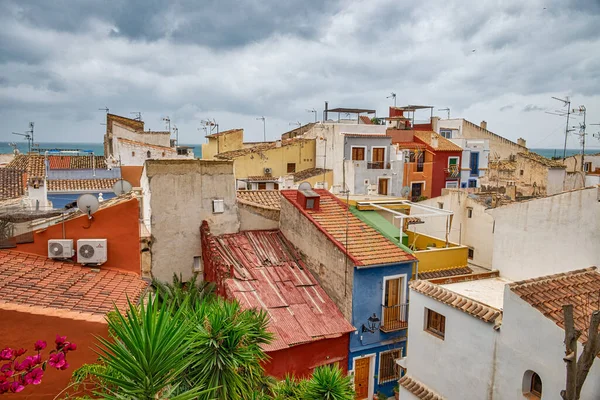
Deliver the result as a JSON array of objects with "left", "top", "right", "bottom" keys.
[
  {"left": 367, "top": 161, "right": 385, "bottom": 169},
  {"left": 445, "top": 165, "right": 460, "bottom": 178},
  {"left": 381, "top": 303, "right": 409, "bottom": 332}
]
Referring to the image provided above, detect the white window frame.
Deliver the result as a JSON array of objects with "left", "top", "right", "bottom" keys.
[
  {"left": 351, "top": 353, "right": 376, "bottom": 400},
  {"left": 350, "top": 146, "right": 367, "bottom": 161},
  {"left": 440, "top": 129, "right": 453, "bottom": 139},
  {"left": 445, "top": 181, "right": 459, "bottom": 189},
  {"left": 448, "top": 156, "right": 460, "bottom": 167},
  {"left": 378, "top": 348, "right": 403, "bottom": 385},
  {"left": 410, "top": 180, "right": 426, "bottom": 190},
  {"left": 370, "top": 146, "right": 387, "bottom": 164}
]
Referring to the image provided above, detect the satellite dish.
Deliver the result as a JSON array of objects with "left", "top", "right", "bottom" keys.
[
  {"left": 298, "top": 182, "right": 312, "bottom": 191},
  {"left": 77, "top": 194, "right": 100, "bottom": 218},
  {"left": 112, "top": 179, "right": 132, "bottom": 196},
  {"left": 401, "top": 186, "right": 411, "bottom": 197}
]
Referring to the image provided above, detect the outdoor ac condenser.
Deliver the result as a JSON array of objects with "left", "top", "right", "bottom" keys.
[
  {"left": 77, "top": 239, "right": 108, "bottom": 266},
  {"left": 48, "top": 239, "right": 74, "bottom": 259}
]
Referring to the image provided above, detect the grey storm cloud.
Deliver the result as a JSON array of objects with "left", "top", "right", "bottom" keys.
[{"left": 0, "top": 0, "right": 599, "bottom": 149}]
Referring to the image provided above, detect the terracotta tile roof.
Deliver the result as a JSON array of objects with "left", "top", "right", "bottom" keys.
[
  {"left": 410, "top": 280, "right": 502, "bottom": 323},
  {"left": 418, "top": 266, "right": 473, "bottom": 280},
  {"left": 0, "top": 250, "right": 148, "bottom": 316},
  {"left": 47, "top": 179, "right": 119, "bottom": 192},
  {"left": 489, "top": 159, "right": 517, "bottom": 171},
  {"left": 244, "top": 176, "right": 279, "bottom": 182},
  {"left": 6, "top": 155, "right": 45, "bottom": 177},
  {"left": 117, "top": 137, "right": 176, "bottom": 152},
  {"left": 281, "top": 190, "right": 416, "bottom": 266},
  {"left": 293, "top": 168, "right": 330, "bottom": 182},
  {"left": 48, "top": 155, "right": 107, "bottom": 170},
  {"left": 237, "top": 190, "right": 281, "bottom": 210},
  {"left": 205, "top": 229, "right": 354, "bottom": 352},
  {"left": 395, "top": 142, "right": 427, "bottom": 150},
  {"left": 359, "top": 115, "right": 373, "bottom": 124},
  {"left": 206, "top": 128, "right": 243, "bottom": 138},
  {"left": 399, "top": 375, "right": 445, "bottom": 400},
  {"left": 414, "top": 131, "right": 463, "bottom": 152},
  {"left": 215, "top": 138, "right": 313, "bottom": 160},
  {"left": 108, "top": 113, "right": 144, "bottom": 132},
  {"left": 509, "top": 267, "right": 600, "bottom": 344},
  {"left": 281, "top": 123, "right": 316, "bottom": 139},
  {"left": 518, "top": 151, "right": 566, "bottom": 168},
  {"left": 342, "top": 133, "right": 390, "bottom": 138},
  {"left": 0, "top": 169, "right": 25, "bottom": 200}
]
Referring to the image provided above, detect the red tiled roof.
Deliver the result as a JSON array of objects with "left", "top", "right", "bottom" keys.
[
  {"left": 244, "top": 176, "right": 279, "bottom": 182},
  {"left": 410, "top": 280, "right": 502, "bottom": 323},
  {"left": 359, "top": 116, "right": 373, "bottom": 124},
  {"left": 509, "top": 267, "right": 600, "bottom": 344},
  {"left": 47, "top": 179, "right": 119, "bottom": 192},
  {"left": 48, "top": 156, "right": 108, "bottom": 170},
  {"left": 0, "top": 250, "right": 147, "bottom": 316},
  {"left": 206, "top": 230, "right": 354, "bottom": 352},
  {"left": 281, "top": 190, "right": 416, "bottom": 266},
  {"left": 414, "top": 131, "right": 463, "bottom": 152},
  {"left": 418, "top": 266, "right": 473, "bottom": 280},
  {"left": 0, "top": 169, "right": 25, "bottom": 200},
  {"left": 395, "top": 142, "right": 427, "bottom": 150},
  {"left": 6, "top": 155, "right": 45, "bottom": 177}
]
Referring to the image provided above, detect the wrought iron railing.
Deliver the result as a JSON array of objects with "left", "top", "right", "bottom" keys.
[
  {"left": 367, "top": 161, "right": 385, "bottom": 170},
  {"left": 445, "top": 165, "right": 460, "bottom": 178},
  {"left": 381, "top": 303, "right": 409, "bottom": 332}
]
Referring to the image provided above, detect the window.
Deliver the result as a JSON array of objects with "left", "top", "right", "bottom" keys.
[
  {"left": 193, "top": 256, "right": 202, "bottom": 272},
  {"left": 467, "top": 207, "right": 473, "bottom": 218},
  {"left": 132, "top": 151, "right": 136, "bottom": 157},
  {"left": 470, "top": 152, "right": 479, "bottom": 175},
  {"left": 212, "top": 199, "right": 224, "bottom": 214},
  {"left": 425, "top": 308, "right": 445, "bottom": 339},
  {"left": 520, "top": 169, "right": 524, "bottom": 176},
  {"left": 351, "top": 147, "right": 365, "bottom": 161},
  {"left": 287, "top": 163, "right": 296, "bottom": 173},
  {"left": 468, "top": 247, "right": 474, "bottom": 260},
  {"left": 258, "top": 182, "right": 267, "bottom": 190},
  {"left": 445, "top": 181, "right": 458, "bottom": 188},
  {"left": 416, "top": 151, "right": 424, "bottom": 172},
  {"left": 306, "top": 198, "right": 315, "bottom": 209},
  {"left": 382, "top": 276, "right": 406, "bottom": 332},
  {"left": 523, "top": 371, "right": 542, "bottom": 399},
  {"left": 147, "top": 150, "right": 151, "bottom": 158},
  {"left": 438, "top": 202, "right": 444, "bottom": 209},
  {"left": 584, "top": 162, "right": 592, "bottom": 172},
  {"left": 440, "top": 129, "right": 452, "bottom": 139},
  {"left": 379, "top": 349, "right": 401, "bottom": 384},
  {"left": 468, "top": 179, "right": 477, "bottom": 188},
  {"left": 274, "top": 183, "right": 279, "bottom": 190}
]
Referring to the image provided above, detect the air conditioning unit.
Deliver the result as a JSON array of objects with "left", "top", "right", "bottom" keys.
[
  {"left": 77, "top": 239, "right": 108, "bottom": 266},
  {"left": 48, "top": 239, "right": 74, "bottom": 259},
  {"left": 264, "top": 167, "right": 272, "bottom": 175}
]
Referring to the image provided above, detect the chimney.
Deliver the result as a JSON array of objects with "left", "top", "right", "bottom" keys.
[
  {"left": 480, "top": 121, "right": 487, "bottom": 130},
  {"left": 431, "top": 133, "right": 439, "bottom": 149},
  {"left": 431, "top": 116, "right": 440, "bottom": 132},
  {"left": 324, "top": 101, "right": 329, "bottom": 122},
  {"left": 517, "top": 138, "right": 527, "bottom": 148}
]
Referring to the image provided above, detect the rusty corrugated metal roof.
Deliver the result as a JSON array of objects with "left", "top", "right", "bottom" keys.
[{"left": 210, "top": 229, "right": 354, "bottom": 352}]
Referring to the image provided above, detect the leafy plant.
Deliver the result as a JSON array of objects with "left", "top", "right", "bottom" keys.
[
  {"left": 302, "top": 365, "right": 354, "bottom": 400},
  {"left": 272, "top": 374, "right": 304, "bottom": 400}
]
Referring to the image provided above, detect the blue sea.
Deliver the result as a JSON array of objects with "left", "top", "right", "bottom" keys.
[
  {"left": 529, "top": 148, "right": 600, "bottom": 158},
  {"left": 0, "top": 142, "right": 203, "bottom": 158}
]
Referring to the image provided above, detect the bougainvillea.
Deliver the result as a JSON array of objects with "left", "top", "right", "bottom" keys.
[{"left": 0, "top": 335, "right": 76, "bottom": 395}]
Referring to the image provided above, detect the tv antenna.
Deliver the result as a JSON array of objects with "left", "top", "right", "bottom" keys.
[
  {"left": 172, "top": 125, "right": 179, "bottom": 147},
  {"left": 387, "top": 92, "right": 397, "bottom": 107},
  {"left": 112, "top": 179, "right": 133, "bottom": 196},
  {"left": 162, "top": 116, "right": 171, "bottom": 132},
  {"left": 200, "top": 118, "right": 218, "bottom": 135},
  {"left": 12, "top": 122, "right": 34, "bottom": 153},
  {"left": 306, "top": 108, "right": 317, "bottom": 123},
  {"left": 438, "top": 108, "right": 450, "bottom": 119},
  {"left": 130, "top": 112, "right": 142, "bottom": 121},
  {"left": 550, "top": 96, "right": 571, "bottom": 159},
  {"left": 77, "top": 194, "right": 100, "bottom": 219},
  {"left": 98, "top": 107, "right": 109, "bottom": 114},
  {"left": 256, "top": 116, "right": 266, "bottom": 142}
]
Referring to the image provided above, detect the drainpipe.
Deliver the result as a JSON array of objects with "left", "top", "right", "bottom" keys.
[
  {"left": 92, "top": 152, "right": 96, "bottom": 177},
  {"left": 414, "top": 260, "right": 419, "bottom": 280},
  {"left": 324, "top": 101, "right": 329, "bottom": 122}
]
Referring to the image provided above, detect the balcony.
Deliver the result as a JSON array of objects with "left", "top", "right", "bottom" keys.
[
  {"left": 380, "top": 303, "right": 409, "bottom": 333},
  {"left": 445, "top": 165, "right": 460, "bottom": 178},
  {"left": 367, "top": 161, "right": 388, "bottom": 170}
]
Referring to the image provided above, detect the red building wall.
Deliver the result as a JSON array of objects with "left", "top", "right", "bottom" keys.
[
  {"left": 430, "top": 151, "right": 462, "bottom": 198},
  {"left": 17, "top": 198, "right": 141, "bottom": 275},
  {"left": 264, "top": 334, "right": 350, "bottom": 379},
  {"left": 0, "top": 309, "right": 108, "bottom": 399}
]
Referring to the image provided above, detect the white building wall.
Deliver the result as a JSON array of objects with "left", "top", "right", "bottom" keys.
[
  {"left": 403, "top": 290, "right": 498, "bottom": 400},
  {"left": 416, "top": 190, "right": 494, "bottom": 269},
  {"left": 488, "top": 187, "right": 600, "bottom": 281},
  {"left": 494, "top": 287, "right": 600, "bottom": 400},
  {"left": 547, "top": 168, "right": 566, "bottom": 195},
  {"left": 116, "top": 139, "right": 193, "bottom": 167},
  {"left": 112, "top": 122, "right": 171, "bottom": 149},
  {"left": 140, "top": 165, "right": 152, "bottom": 233}
]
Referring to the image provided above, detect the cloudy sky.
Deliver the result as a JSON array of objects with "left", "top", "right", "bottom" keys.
[{"left": 1, "top": 0, "right": 599, "bottom": 149}]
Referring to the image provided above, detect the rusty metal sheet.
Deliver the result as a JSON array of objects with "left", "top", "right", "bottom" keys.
[
  {"left": 268, "top": 307, "right": 312, "bottom": 345},
  {"left": 276, "top": 281, "right": 306, "bottom": 305}
]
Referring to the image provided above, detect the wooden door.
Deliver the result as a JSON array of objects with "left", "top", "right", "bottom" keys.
[
  {"left": 354, "top": 357, "right": 370, "bottom": 399},
  {"left": 378, "top": 178, "right": 389, "bottom": 195},
  {"left": 372, "top": 147, "right": 385, "bottom": 168},
  {"left": 384, "top": 278, "right": 400, "bottom": 326}
]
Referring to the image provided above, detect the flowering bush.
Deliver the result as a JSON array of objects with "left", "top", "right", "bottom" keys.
[{"left": 0, "top": 335, "right": 76, "bottom": 394}]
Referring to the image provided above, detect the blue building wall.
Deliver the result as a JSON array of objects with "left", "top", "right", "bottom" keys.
[
  {"left": 46, "top": 167, "right": 121, "bottom": 180},
  {"left": 349, "top": 261, "right": 413, "bottom": 397}
]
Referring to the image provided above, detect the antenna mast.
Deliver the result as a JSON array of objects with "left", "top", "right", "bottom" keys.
[
  {"left": 162, "top": 116, "right": 171, "bottom": 133},
  {"left": 438, "top": 108, "right": 450, "bottom": 119},
  {"left": 257, "top": 116, "right": 266, "bottom": 142},
  {"left": 387, "top": 92, "right": 397, "bottom": 107},
  {"left": 551, "top": 96, "right": 571, "bottom": 159},
  {"left": 130, "top": 112, "right": 142, "bottom": 121}
]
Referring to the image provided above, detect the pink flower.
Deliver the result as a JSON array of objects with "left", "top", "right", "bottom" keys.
[
  {"left": 0, "top": 348, "right": 13, "bottom": 360},
  {"left": 10, "top": 381, "right": 24, "bottom": 393},
  {"left": 31, "top": 354, "right": 42, "bottom": 365},
  {"left": 55, "top": 335, "right": 67, "bottom": 347},
  {"left": 0, "top": 362, "right": 11, "bottom": 373},
  {"left": 48, "top": 352, "right": 66, "bottom": 369},
  {"left": 34, "top": 340, "right": 47, "bottom": 351},
  {"left": 0, "top": 381, "right": 10, "bottom": 394},
  {"left": 23, "top": 368, "right": 43, "bottom": 385},
  {"left": 15, "top": 348, "right": 26, "bottom": 357},
  {"left": 13, "top": 360, "right": 26, "bottom": 372},
  {"left": 64, "top": 342, "right": 77, "bottom": 352},
  {"left": 59, "top": 361, "right": 69, "bottom": 371}
]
